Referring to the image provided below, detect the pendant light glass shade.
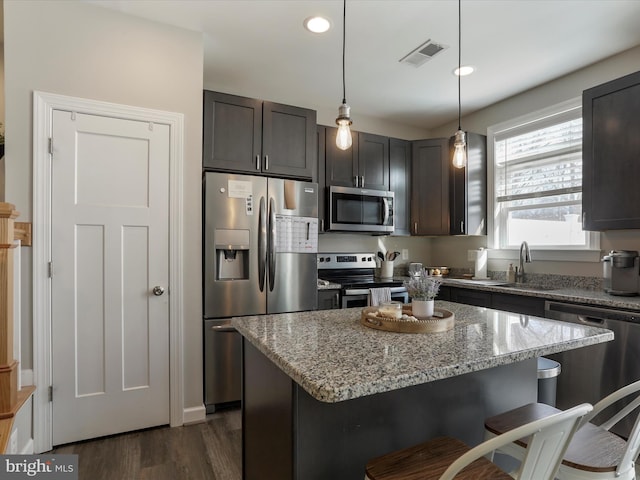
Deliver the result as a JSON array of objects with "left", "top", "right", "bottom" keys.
[
  {"left": 452, "top": 129, "right": 467, "bottom": 169},
  {"left": 453, "top": 0, "right": 467, "bottom": 168},
  {"left": 336, "top": 0, "right": 353, "bottom": 150},
  {"left": 336, "top": 101, "right": 352, "bottom": 150}
]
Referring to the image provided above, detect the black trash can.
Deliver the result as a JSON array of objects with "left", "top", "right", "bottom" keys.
[{"left": 537, "top": 357, "right": 561, "bottom": 406}]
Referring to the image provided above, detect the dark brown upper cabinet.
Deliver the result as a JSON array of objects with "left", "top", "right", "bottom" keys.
[
  {"left": 411, "top": 138, "right": 449, "bottom": 235},
  {"left": 389, "top": 138, "right": 411, "bottom": 236},
  {"left": 203, "top": 90, "right": 316, "bottom": 180},
  {"left": 449, "top": 132, "right": 487, "bottom": 235},
  {"left": 325, "top": 128, "right": 390, "bottom": 190},
  {"left": 316, "top": 125, "right": 327, "bottom": 232},
  {"left": 583, "top": 70, "right": 640, "bottom": 230}
]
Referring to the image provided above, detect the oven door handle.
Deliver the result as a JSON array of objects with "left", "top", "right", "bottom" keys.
[{"left": 344, "top": 287, "right": 407, "bottom": 295}]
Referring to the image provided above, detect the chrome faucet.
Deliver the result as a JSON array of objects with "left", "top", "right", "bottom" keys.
[{"left": 517, "top": 241, "right": 532, "bottom": 283}]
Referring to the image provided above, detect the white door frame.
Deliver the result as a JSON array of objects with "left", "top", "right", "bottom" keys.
[{"left": 32, "top": 91, "right": 185, "bottom": 453}]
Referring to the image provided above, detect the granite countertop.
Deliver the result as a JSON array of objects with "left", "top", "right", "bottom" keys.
[
  {"left": 442, "top": 278, "right": 640, "bottom": 312},
  {"left": 232, "top": 301, "right": 612, "bottom": 403},
  {"left": 316, "top": 272, "right": 640, "bottom": 312}
]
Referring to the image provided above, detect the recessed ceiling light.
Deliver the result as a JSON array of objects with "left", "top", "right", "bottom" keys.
[
  {"left": 454, "top": 65, "right": 475, "bottom": 76},
  {"left": 304, "top": 16, "right": 331, "bottom": 33}
]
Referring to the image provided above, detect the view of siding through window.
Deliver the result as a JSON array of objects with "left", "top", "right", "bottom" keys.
[{"left": 495, "top": 116, "right": 584, "bottom": 248}]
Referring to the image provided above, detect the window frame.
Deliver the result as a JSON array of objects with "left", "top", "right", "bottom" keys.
[{"left": 487, "top": 98, "right": 600, "bottom": 262}]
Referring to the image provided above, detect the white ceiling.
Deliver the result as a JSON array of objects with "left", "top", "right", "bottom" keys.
[{"left": 87, "top": 0, "right": 640, "bottom": 130}]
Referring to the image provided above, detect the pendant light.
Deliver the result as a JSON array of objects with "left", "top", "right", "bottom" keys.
[
  {"left": 452, "top": 0, "right": 467, "bottom": 169},
  {"left": 335, "top": 0, "right": 352, "bottom": 150}
]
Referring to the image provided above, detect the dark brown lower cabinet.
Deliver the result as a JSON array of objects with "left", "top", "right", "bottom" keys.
[
  {"left": 317, "top": 289, "right": 340, "bottom": 310},
  {"left": 439, "top": 286, "right": 545, "bottom": 317}
]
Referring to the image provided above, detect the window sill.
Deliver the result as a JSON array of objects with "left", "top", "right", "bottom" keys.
[{"left": 487, "top": 248, "right": 602, "bottom": 263}]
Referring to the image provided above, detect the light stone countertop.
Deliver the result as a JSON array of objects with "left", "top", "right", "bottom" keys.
[
  {"left": 232, "top": 301, "right": 613, "bottom": 403},
  {"left": 442, "top": 278, "right": 640, "bottom": 312}
]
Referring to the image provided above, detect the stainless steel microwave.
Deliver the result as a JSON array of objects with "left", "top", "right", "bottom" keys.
[{"left": 328, "top": 186, "right": 394, "bottom": 233}]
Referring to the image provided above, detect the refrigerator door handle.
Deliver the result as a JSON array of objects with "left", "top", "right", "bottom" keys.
[
  {"left": 268, "top": 197, "right": 277, "bottom": 292},
  {"left": 258, "top": 196, "right": 267, "bottom": 292}
]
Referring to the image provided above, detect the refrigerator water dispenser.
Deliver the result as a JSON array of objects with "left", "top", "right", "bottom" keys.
[{"left": 215, "top": 228, "right": 249, "bottom": 280}]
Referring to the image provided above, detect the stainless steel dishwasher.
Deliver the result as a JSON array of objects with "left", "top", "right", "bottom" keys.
[{"left": 545, "top": 300, "right": 640, "bottom": 438}]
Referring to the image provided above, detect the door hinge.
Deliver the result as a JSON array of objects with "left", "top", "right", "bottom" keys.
[
  {"left": 48, "top": 138, "right": 53, "bottom": 155},
  {"left": 48, "top": 385, "right": 53, "bottom": 402},
  {"left": 48, "top": 261, "right": 54, "bottom": 278}
]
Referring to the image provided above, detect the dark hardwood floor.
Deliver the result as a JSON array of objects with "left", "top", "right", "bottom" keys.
[{"left": 51, "top": 408, "right": 241, "bottom": 480}]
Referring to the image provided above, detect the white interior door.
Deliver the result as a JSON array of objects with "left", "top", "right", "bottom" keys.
[{"left": 51, "top": 110, "right": 170, "bottom": 445}]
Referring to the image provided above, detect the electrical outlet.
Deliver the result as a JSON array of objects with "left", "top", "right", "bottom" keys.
[{"left": 401, "top": 249, "right": 409, "bottom": 260}]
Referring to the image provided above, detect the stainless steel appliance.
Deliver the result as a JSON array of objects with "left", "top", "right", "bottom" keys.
[
  {"left": 317, "top": 253, "right": 408, "bottom": 308},
  {"left": 204, "top": 172, "right": 318, "bottom": 412},
  {"left": 545, "top": 300, "right": 640, "bottom": 438},
  {"left": 602, "top": 250, "right": 640, "bottom": 296},
  {"left": 328, "top": 186, "right": 394, "bottom": 233}
]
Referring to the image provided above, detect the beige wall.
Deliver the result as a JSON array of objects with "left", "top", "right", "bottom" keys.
[
  {"left": 4, "top": 1, "right": 204, "bottom": 409},
  {"left": 429, "top": 45, "right": 640, "bottom": 278}
]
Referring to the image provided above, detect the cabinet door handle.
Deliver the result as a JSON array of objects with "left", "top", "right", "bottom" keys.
[
  {"left": 354, "top": 176, "right": 359, "bottom": 187},
  {"left": 361, "top": 176, "right": 365, "bottom": 187},
  {"left": 256, "top": 155, "right": 260, "bottom": 170},
  {"left": 460, "top": 220, "right": 464, "bottom": 232},
  {"left": 333, "top": 292, "right": 339, "bottom": 308},
  {"left": 265, "top": 155, "right": 269, "bottom": 170},
  {"left": 414, "top": 222, "right": 418, "bottom": 234}
]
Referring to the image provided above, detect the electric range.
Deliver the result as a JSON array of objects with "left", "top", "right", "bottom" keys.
[{"left": 317, "top": 252, "right": 409, "bottom": 307}]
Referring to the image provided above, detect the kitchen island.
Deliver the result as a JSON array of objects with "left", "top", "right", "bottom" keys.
[{"left": 232, "top": 301, "right": 613, "bottom": 480}]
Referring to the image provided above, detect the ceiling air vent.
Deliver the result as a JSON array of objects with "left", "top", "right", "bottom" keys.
[{"left": 399, "top": 39, "right": 448, "bottom": 67}]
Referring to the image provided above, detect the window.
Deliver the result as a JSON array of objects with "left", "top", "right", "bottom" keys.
[{"left": 488, "top": 99, "right": 598, "bottom": 254}]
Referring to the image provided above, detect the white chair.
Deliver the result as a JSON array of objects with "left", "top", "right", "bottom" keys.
[
  {"left": 364, "top": 403, "right": 592, "bottom": 480},
  {"left": 484, "top": 379, "right": 640, "bottom": 480}
]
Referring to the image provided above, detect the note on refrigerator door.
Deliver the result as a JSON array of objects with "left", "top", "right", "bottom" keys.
[
  {"left": 227, "top": 180, "right": 253, "bottom": 198},
  {"left": 275, "top": 216, "right": 318, "bottom": 253}
]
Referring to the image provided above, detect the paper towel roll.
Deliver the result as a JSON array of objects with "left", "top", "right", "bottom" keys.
[{"left": 472, "top": 248, "right": 489, "bottom": 280}]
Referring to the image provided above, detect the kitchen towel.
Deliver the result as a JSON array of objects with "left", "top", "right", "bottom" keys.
[{"left": 369, "top": 287, "right": 392, "bottom": 306}]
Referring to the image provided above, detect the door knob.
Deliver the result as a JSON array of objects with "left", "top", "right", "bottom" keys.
[{"left": 153, "top": 286, "right": 165, "bottom": 296}]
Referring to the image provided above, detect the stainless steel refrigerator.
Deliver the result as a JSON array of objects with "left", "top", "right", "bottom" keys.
[{"left": 203, "top": 172, "right": 318, "bottom": 411}]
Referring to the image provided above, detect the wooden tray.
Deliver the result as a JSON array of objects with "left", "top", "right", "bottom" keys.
[{"left": 360, "top": 305, "right": 455, "bottom": 333}]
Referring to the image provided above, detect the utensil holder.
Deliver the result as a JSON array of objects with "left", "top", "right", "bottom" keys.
[{"left": 381, "top": 261, "right": 393, "bottom": 279}]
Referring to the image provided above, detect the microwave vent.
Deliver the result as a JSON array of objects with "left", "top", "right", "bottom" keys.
[{"left": 399, "top": 39, "right": 448, "bottom": 67}]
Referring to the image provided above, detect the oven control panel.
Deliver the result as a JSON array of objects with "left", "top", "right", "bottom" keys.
[{"left": 317, "top": 253, "right": 377, "bottom": 269}]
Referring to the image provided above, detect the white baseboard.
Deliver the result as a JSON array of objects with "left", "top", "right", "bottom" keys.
[{"left": 183, "top": 405, "right": 206, "bottom": 425}]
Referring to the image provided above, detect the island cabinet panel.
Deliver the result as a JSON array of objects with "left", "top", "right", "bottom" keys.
[
  {"left": 583, "top": 70, "right": 640, "bottom": 230},
  {"left": 203, "top": 91, "right": 316, "bottom": 180},
  {"left": 411, "top": 138, "right": 449, "bottom": 235},
  {"left": 492, "top": 293, "right": 546, "bottom": 317},
  {"left": 242, "top": 339, "right": 536, "bottom": 480},
  {"left": 243, "top": 341, "right": 294, "bottom": 480},
  {"left": 449, "top": 133, "right": 487, "bottom": 235},
  {"left": 325, "top": 129, "right": 390, "bottom": 190},
  {"left": 389, "top": 138, "right": 412, "bottom": 236}
]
